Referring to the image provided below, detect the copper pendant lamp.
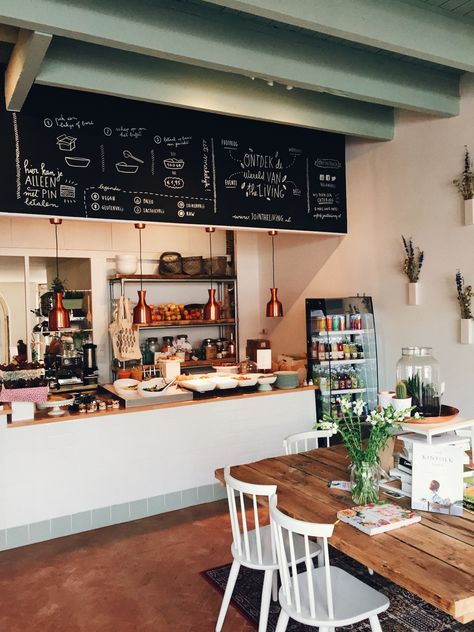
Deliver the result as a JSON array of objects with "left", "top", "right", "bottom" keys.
[
  {"left": 266, "top": 230, "right": 283, "bottom": 317},
  {"left": 133, "top": 223, "right": 152, "bottom": 325},
  {"left": 203, "top": 227, "right": 220, "bottom": 321},
  {"left": 48, "top": 218, "right": 71, "bottom": 331}
]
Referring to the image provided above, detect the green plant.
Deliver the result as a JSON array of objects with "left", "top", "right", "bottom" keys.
[
  {"left": 314, "top": 397, "right": 407, "bottom": 467},
  {"left": 395, "top": 381, "right": 407, "bottom": 400},
  {"left": 455, "top": 269, "right": 473, "bottom": 319},
  {"left": 50, "top": 276, "right": 66, "bottom": 292},
  {"left": 453, "top": 146, "right": 474, "bottom": 200},
  {"left": 402, "top": 236, "right": 424, "bottom": 283}
]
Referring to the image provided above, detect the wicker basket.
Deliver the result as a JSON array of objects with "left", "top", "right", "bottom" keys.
[
  {"left": 159, "top": 252, "right": 182, "bottom": 275},
  {"left": 203, "top": 256, "right": 227, "bottom": 277},
  {"left": 182, "top": 256, "right": 203, "bottom": 276}
]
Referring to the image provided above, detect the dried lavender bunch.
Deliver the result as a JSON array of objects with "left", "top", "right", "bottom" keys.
[
  {"left": 453, "top": 146, "right": 474, "bottom": 200},
  {"left": 402, "top": 236, "right": 424, "bottom": 283},
  {"left": 456, "top": 270, "right": 473, "bottom": 319}
]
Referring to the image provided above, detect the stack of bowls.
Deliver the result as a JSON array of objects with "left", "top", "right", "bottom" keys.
[
  {"left": 274, "top": 370, "right": 299, "bottom": 389},
  {"left": 115, "top": 254, "right": 137, "bottom": 274}
]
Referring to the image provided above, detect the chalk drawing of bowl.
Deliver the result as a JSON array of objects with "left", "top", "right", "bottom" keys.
[{"left": 65, "top": 156, "right": 90, "bottom": 168}]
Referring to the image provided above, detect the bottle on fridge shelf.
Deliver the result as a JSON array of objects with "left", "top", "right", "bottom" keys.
[{"left": 311, "top": 334, "right": 318, "bottom": 359}]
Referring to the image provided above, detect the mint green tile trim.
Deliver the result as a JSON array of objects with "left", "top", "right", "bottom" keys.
[
  {"left": 5, "top": 525, "right": 29, "bottom": 549},
  {"left": 29, "top": 520, "right": 51, "bottom": 543},
  {"left": 51, "top": 516, "right": 72, "bottom": 538},
  {"left": 0, "top": 482, "right": 227, "bottom": 551}
]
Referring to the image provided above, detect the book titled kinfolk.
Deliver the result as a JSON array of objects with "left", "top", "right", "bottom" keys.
[
  {"left": 337, "top": 502, "right": 420, "bottom": 536},
  {"left": 411, "top": 444, "right": 464, "bottom": 516}
]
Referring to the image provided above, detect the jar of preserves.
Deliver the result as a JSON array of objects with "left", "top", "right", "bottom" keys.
[
  {"left": 175, "top": 334, "right": 192, "bottom": 361},
  {"left": 161, "top": 336, "right": 176, "bottom": 355},
  {"left": 202, "top": 338, "right": 217, "bottom": 360},
  {"left": 396, "top": 347, "right": 441, "bottom": 417}
]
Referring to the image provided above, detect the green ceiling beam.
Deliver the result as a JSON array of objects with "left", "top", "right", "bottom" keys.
[
  {"left": 203, "top": 0, "right": 474, "bottom": 72},
  {"left": 0, "top": 0, "right": 460, "bottom": 116},
  {"left": 37, "top": 39, "right": 394, "bottom": 141}
]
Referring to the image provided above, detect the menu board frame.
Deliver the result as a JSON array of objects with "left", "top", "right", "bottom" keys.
[{"left": 0, "top": 86, "right": 347, "bottom": 234}]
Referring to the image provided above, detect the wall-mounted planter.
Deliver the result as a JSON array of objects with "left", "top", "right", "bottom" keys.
[
  {"left": 464, "top": 199, "right": 474, "bottom": 226},
  {"left": 407, "top": 282, "right": 420, "bottom": 305},
  {"left": 460, "top": 318, "right": 473, "bottom": 344}
]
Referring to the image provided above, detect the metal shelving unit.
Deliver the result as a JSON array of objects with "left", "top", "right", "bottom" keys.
[{"left": 108, "top": 274, "right": 239, "bottom": 377}]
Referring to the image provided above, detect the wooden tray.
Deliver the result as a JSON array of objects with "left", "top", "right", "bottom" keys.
[{"left": 405, "top": 405, "right": 459, "bottom": 424}]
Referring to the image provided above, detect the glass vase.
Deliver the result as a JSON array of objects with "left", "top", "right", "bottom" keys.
[{"left": 350, "top": 461, "right": 380, "bottom": 504}]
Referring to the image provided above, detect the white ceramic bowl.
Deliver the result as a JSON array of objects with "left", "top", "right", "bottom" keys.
[
  {"left": 257, "top": 375, "right": 277, "bottom": 385},
  {"left": 180, "top": 379, "right": 216, "bottom": 393},
  {"left": 212, "top": 365, "right": 239, "bottom": 374},
  {"left": 207, "top": 376, "right": 238, "bottom": 390},
  {"left": 138, "top": 378, "right": 166, "bottom": 397},
  {"left": 115, "top": 254, "right": 137, "bottom": 275},
  {"left": 233, "top": 375, "right": 258, "bottom": 387},
  {"left": 113, "top": 378, "right": 140, "bottom": 397}
]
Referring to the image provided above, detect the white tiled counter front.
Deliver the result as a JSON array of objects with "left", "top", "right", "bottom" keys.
[{"left": 0, "top": 387, "right": 317, "bottom": 550}]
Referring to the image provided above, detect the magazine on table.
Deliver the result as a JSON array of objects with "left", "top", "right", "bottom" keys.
[
  {"left": 411, "top": 444, "right": 464, "bottom": 516},
  {"left": 337, "top": 502, "right": 420, "bottom": 536}
]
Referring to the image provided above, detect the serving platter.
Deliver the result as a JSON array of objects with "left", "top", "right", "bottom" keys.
[{"left": 405, "top": 405, "right": 459, "bottom": 424}]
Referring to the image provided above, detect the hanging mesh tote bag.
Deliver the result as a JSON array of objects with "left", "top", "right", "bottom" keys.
[{"left": 109, "top": 295, "right": 142, "bottom": 361}]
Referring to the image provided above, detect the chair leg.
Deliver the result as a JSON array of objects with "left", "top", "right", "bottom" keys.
[
  {"left": 369, "top": 614, "right": 383, "bottom": 631},
  {"left": 258, "top": 569, "right": 274, "bottom": 632},
  {"left": 272, "top": 570, "right": 278, "bottom": 601},
  {"left": 215, "top": 560, "right": 240, "bottom": 632},
  {"left": 275, "top": 610, "right": 290, "bottom": 632}
]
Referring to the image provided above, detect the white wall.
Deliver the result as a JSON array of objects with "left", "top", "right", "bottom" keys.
[{"left": 268, "top": 75, "right": 474, "bottom": 417}]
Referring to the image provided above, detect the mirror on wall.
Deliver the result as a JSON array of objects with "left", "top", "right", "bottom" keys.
[
  {"left": 0, "top": 256, "right": 27, "bottom": 364},
  {"left": 0, "top": 256, "right": 92, "bottom": 364}
]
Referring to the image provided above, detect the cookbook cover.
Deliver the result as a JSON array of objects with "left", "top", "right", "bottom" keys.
[
  {"left": 337, "top": 502, "right": 420, "bottom": 536},
  {"left": 411, "top": 444, "right": 464, "bottom": 516}
]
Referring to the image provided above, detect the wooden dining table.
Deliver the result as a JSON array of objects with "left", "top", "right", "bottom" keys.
[{"left": 215, "top": 444, "right": 474, "bottom": 624}]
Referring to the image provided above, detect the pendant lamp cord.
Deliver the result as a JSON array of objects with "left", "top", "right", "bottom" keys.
[
  {"left": 55, "top": 223, "right": 59, "bottom": 282},
  {"left": 139, "top": 227, "right": 143, "bottom": 292},
  {"left": 271, "top": 234, "right": 275, "bottom": 288},
  {"left": 209, "top": 230, "right": 213, "bottom": 290}
]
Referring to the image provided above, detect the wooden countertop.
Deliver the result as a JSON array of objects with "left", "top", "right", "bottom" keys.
[{"left": 5, "top": 385, "right": 317, "bottom": 428}]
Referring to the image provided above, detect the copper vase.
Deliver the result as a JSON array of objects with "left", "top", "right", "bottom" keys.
[
  {"left": 203, "top": 288, "right": 220, "bottom": 321},
  {"left": 133, "top": 290, "right": 152, "bottom": 324},
  {"left": 266, "top": 287, "right": 283, "bottom": 317},
  {"left": 48, "top": 291, "right": 71, "bottom": 330}
]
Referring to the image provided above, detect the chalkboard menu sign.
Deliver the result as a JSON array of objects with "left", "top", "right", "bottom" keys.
[{"left": 0, "top": 86, "right": 346, "bottom": 233}]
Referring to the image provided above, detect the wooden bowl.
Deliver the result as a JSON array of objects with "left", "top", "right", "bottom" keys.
[{"left": 405, "top": 405, "right": 459, "bottom": 424}]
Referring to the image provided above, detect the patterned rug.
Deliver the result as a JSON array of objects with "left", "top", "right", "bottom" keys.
[{"left": 202, "top": 547, "right": 474, "bottom": 631}]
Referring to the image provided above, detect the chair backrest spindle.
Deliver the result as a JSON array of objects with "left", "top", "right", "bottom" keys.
[
  {"left": 270, "top": 496, "right": 335, "bottom": 623},
  {"left": 283, "top": 430, "right": 334, "bottom": 455},
  {"left": 223, "top": 466, "right": 277, "bottom": 565}
]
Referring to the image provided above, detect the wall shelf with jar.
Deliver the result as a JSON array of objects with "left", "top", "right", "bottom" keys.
[{"left": 108, "top": 275, "right": 239, "bottom": 379}]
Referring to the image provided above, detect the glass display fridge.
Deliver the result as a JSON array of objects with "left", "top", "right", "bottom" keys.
[{"left": 305, "top": 296, "right": 378, "bottom": 419}]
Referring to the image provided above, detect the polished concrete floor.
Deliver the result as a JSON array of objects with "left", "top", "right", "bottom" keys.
[{"left": 0, "top": 500, "right": 256, "bottom": 632}]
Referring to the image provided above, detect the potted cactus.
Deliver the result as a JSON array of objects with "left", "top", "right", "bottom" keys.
[{"left": 392, "top": 380, "right": 412, "bottom": 416}]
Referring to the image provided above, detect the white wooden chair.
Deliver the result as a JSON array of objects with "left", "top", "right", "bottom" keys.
[
  {"left": 283, "top": 430, "right": 333, "bottom": 455},
  {"left": 269, "top": 496, "right": 389, "bottom": 632},
  {"left": 216, "top": 466, "right": 320, "bottom": 632}
]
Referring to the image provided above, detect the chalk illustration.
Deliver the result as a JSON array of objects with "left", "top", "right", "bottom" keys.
[
  {"left": 56, "top": 134, "right": 77, "bottom": 152},
  {"left": 59, "top": 184, "right": 76, "bottom": 199},
  {"left": 163, "top": 158, "right": 185, "bottom": 170},
  {"left": 164, "top": 176, "right": 184, "bottom": 189},
  {"left": 115, "top": 149, "right": 143, "bottom": 174},
  {"left": 65, "top": 156, "right": 90, "bottom": 168}
]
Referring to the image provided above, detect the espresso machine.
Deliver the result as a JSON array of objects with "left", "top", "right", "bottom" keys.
[{"left": 45, "top": 338, "right": 98, "bottom": 392}]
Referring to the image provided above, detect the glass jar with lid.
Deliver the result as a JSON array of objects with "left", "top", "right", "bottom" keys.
[
  {"left": 396, "top": 347, "right": 442, "bottom": 417},
  {"left": 239, "top": 356, "right": 257, "bottom": 374},
  {"left": 161, "top": 336, "right": 176, "bottom": 355},
  {"left": 146, "top": 338, "right": 159, "bottom": 364},
  {"left": 175, "top": 334, "right": 192, "bottom": 361},
  {"left": 201, "top": 338, "right": 217, "bottom": 361}
]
